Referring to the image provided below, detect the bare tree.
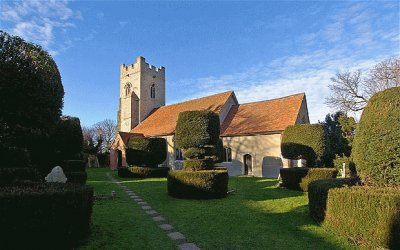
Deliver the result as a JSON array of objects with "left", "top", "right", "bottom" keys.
[
  {"left": 93, "top": 119, "right": 116, "bottom": 152},
  {"left": 326, "top": 57, "right": 400, "bottom": 112}
]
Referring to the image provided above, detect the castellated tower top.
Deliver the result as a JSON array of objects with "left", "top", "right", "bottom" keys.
[
  {"left": 118, "top": 56, "right": 166, "bottom": 133},
  {"left": 120, "top": 56, "right": 165, "bottom": 76}
]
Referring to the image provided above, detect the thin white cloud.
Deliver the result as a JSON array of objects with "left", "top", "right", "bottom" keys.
[
  {"left": 0, "top": 0, "right": 83, "bottom": 55},
  {"left": 170, "top": 2, "right": 399, "bottom": 123}
]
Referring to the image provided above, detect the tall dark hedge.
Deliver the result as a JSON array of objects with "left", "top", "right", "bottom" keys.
[
  {"left": 352, "top": 87, "right": 400, "bottom": 187},
  {"left": 51, "top": 116, "right": 83, "bottom": 162},
  {"left": 281, "top": 124, "right": 326, "bottom": 167},
  {"left": 175, "top": 111, "right": 220, "bottom": 148},
  {"left": 0, "top": 31, "right": 64, "bottom": 172},
  {"left": 126, "top": 137, "right": 166, "bottom": 167}
]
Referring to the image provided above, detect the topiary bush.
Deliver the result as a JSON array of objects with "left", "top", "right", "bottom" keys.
[
  {"left": 280, "top": 168, "right": 338, "bottom": 191},
  {"left": 299, "top": 168, "right": 338, "bottom": 191},
  {"left": 52, "top": 116, "right": 84, "bottom": 162},
  {"left": 167, "top": 170, "right": 228, "bottom": 199},
  {"left": 0, "top": 146, "right": 31, "bottom": 168},
  {"left": 333, "top": 154, "right": 356, "bottom": 178},
  {"left": 308, "top": 178, "right": 359, "bottom": 223},
  {"left": 175, "top": 111, "right": 220, "bottom": 149},
  {"left": 126, "top": 137, "right": 166, "bottom": 167},
  {"left": 0, "top": 183, "right": 93, "bottom": 249},
  {"left": 324, "top": 186, "right": 400, "bottom": 249},
  {"left": 352, "top": 87, "right": 400, "bottom": 187},
  {"left": 118, "top": 166, "right": 170, "bottom": 178},
  {"left": 281, "top": 124, "right": 327, "bottom": 167},
  {"left": 183, "top": 159, "right": 213, "bottom": 171},
  {"left": 61, "top": 160, "right": 87, "bottom": 184},
  {"left": 0, "top": 31, "right": 64, "bottom": 171},
  {"left": 0, "top": 168, "right": 40, "bottom": 183}
]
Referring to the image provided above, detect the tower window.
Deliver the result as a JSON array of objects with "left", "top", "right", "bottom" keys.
[
  {"left": 150, "top": 84, "right": 155, "bottom": 98},
  {"left": 125, "top": 83, "right": 131, "bottom": 97}
]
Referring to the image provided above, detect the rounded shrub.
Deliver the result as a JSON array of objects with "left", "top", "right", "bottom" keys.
[
  {"left": 175, "top": 111, "right": 220, "bottom": 149},
  {"left": 126, "top": 137, "right": 166, "bottom": 167},
  {"left": 0, "top": 31, "right": 64, "bottom": 145},
  {"left": 281, "top": 124, "right": 327, "bottom": 167},
  {"left": 52, "top": 116, "right": 83, "bottom": 161},
  {"left": 167, "top": 170, "right": 228, "bottom": 199},
  {"left": 0, "top": 146, "right": 30, "bottom": 168},
  {"left": 183, "top": 159, "right": 213, "bottom": 171},
  {"left": 352, "top": 87, "right": 400, "bottom": 187},
  {"left": 118, "top": 166, "right": 170, "bottom": 178}
]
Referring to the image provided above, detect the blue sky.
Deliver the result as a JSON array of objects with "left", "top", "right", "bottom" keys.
[{"left": 1, "top": 1, "right": 399, "bottom": 126}]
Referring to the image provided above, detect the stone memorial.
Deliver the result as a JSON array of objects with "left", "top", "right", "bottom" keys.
[{"left": 45, "top": 166, "right": 67, "bottom": 183}]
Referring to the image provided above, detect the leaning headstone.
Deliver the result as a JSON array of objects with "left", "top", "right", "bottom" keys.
[{"left": 45, "top": 166, "right": 67, "bottom": 183}]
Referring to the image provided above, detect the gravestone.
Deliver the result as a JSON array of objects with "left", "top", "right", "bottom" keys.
[{"left": 45, "top": 166, "right": 67, "bottom": 183}]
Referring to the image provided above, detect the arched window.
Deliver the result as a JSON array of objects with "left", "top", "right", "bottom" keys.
[
  {"left": 150, "top": 84, "right": 155, "bottom": 98},
  {"left": 125, "top": 83, "right": 131, "bottom": 97},
  {"left": 175, "top": 148, "right": 183, "bottom": 161},
  {"left": 223, "top": 147, "right": 232, "bottom": 162}
]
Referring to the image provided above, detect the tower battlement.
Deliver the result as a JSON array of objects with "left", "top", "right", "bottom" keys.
[
  {"left": 120, "top": 56, "right": 165, "bottom": 76},
  {"left": 118, "top": 56, "right": 166, "bottom": 132}
]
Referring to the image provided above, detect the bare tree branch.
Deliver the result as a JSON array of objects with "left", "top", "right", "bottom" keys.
[{"left": 325, "top": 57, "right": 400, "bottom": 112}]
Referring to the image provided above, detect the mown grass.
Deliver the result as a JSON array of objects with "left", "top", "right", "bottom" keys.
[
  {"left": 79, "top": 168, "right": 176, "bottom": 250},
  {"left": 84, "top": 168, "right": 362, "bottom": 250}
]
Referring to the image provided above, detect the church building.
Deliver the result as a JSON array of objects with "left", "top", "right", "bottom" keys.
[{"left": 110, "top": 56, "right": 310, "bottom": 178}]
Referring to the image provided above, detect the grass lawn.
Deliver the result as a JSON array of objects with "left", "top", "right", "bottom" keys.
[{"left": 83, "top": 168, "right": 362, "bottom": 250}]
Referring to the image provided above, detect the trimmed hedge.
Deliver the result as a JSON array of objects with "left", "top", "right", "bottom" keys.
[
  {"left": 281, "top": 124, "right": 327, "bottom": 167},
  {"left": 324, "top": 186, "right": 400, "bottom": 249},
  {"left": 183, "top": 159, "right": 213, "bottom": 171},
  {"left": 0, "top": 168, "right": 40, "bottom": 183},
  {"left": 167, "top": 170, "right": 228, "bottom": 199},
  {"left": 352, "top": 87, "right": 400, "bottom": 187},
  {"left": 308, "top": 178, "right": 358, "bottom": 223},
  {"left": 118, "top": 166, "right": 170, "bottom": 178},
  {"left": 65, "top": 171, "right": 87, "bottom": 184},
  {"left": 280, "top": 168, "right": 338, "bottom": 191},
  {"left": 62, "top": 160, "right": 86, "bottom": 172},
  {"left": 0, "top": 183, "right": 93, "bottom": 249},
  {"left": 299, "top": 168, "right": 338, "bottom": 191},
  {"left": 126, "top": 137, "right": 166, "bottom": 167},
  {"left": 51, "top": 116, "right": 83, "bottom": 161},
  {"left": 0, "top": 146, "right": 30, "bottom": 168},
  {"left": 175, "top": 111, "right": 220, "bottom": 149}
]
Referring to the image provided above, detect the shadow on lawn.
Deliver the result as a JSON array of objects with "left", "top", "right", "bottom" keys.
[{"left": 112, "top": 173, "right": 352, "bottom": 250}]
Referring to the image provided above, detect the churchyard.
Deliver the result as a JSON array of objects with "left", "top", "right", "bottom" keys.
[{"left": 1, "top": 29, "right": 399, "bottom": 250}]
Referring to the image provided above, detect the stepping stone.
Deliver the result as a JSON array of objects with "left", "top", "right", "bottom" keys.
[
  {"left": 141, "top": 205, "right": 152, "bottom": 210},
  {"left": 130, "top": 196, "right": 139, "bottom": 199},
  {"left": 168, "top": 232, "right": 185, "bottom": 240},
  {"left": 145, "top": 210, "right": 158, "bottom": 215},
  {"left": 159, "top": 224, "right": 173, "bottom": 230},
  {"left": 134, "top": 198, "right": 142, "bottom": 201},
  {"left": 137, "top": 201, "right": 147, "bottom": 205},
  {"left": 152, "top": 216, "right": 165, "bottom": 222},
  {"left": 178, "top": 243, "right": 200, "bottom": 250}
]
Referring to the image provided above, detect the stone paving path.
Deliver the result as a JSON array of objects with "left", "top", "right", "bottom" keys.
[{"left": 107, "top": 173, "right": 200, "bottom": 250}]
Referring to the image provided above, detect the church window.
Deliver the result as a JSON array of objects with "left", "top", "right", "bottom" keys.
[
  {"left": 125, "top": 83, "right": 131, "bottom": 97},
  {"left": 175, "top": 148, "right": 183, "bottom": 161},
  {"left": 150, "top": 84, "right": 155, "bottom": 98},
  {"left": 223, "top": 147, "right": 232, "bottom": 162}
]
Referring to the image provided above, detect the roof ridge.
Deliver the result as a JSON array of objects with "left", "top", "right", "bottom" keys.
[
  {"left": 160, "top": 91, "right": 233, "bottom": 109},
  {"left": 238, "top": 92, "right": 305, "bottom": 106}
]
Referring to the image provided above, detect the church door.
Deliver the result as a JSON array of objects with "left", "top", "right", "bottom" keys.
[
  {"left": 244, "top": 154, "right": 252, "bottom": 175},
  {"left": 117, "top": 150, "right": 122, "bottom": 168}
]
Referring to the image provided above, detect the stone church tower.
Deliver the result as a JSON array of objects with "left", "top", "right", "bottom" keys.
[{"left": 117, "top": 56, "right": 165, "bottom": 132}]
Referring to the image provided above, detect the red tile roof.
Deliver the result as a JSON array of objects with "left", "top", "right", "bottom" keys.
[
  {"left": 220, "top": 93, "right": 305, "bottom": 136},
  {"left": 131, "top": 91, "right": 233, "bottom": 136},
  {"left": 118, "top": 132, "right": 143, "bottom": 145}
]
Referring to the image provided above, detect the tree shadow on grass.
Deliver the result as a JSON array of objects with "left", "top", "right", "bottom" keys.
[{"left": 116, "top": 175, "right": 355, "bottom": 250}]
